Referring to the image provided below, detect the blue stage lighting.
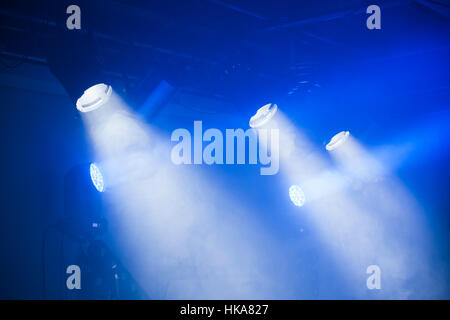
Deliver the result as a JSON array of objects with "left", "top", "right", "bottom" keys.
[
  {"left": 249, "top": 103, "right": 278, "bottom": 128},
  {"left": 326, "top": 131, "right": 349, "bottom": 151},
  {"left": 76, "top": 83, "right": 112, "bottom": 113},
  {"left": 90, "top": 163, "right": 105, "bottom": 192},
  {"left": 289, "top": 185, "right": 305, "bottom": 207}
]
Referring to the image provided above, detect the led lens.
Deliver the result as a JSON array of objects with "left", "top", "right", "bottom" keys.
[
  {"left": 90, "top": 163, "right": 105, "bottom": 192},
  {"left": 289, "top": 185, "right": 305, "bottom": 207}
]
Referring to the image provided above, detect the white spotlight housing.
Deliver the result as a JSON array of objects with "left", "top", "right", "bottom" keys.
[
  {"left": 76, "top": 83, "right": 112, "bottom": 113},
  {"left": 249, "top": 103, "right": 278, "bottom": 128},
  {"left": 326, "top": 131, "right": 350, "bottom": 151},
  {"left": 289, "top": 185, "right": 306, "bottom": 207}
]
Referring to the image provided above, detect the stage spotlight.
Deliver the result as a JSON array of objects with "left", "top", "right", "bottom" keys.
[
  {"left": 76, "top": 83, "right": 112, "bottom": 113},
  {"left": 90, "top": 163, "right": 105, "bottom": 192},
  {"left": 249, "top": 103, "right": 278, "bottom": 128},
  {"left": 289, "top": 185, "right": 306, "bottom": 207},
  {"left": 326, "top": 131, "right": 350, "bottom": 151}
]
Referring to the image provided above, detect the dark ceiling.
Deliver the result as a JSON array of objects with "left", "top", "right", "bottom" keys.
[{"left": 0, "top": 0, "right": 449, "bottom": 108}]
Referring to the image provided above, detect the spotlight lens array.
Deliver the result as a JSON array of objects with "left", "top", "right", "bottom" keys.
[
  {"left": 249, "top": 103, "right": 278, "bottom": 128},
  {"left": 289, "top": 185, "right": 305, "bottom": 207},
  {"left": 90, "top": 163, "right": 105, "bottom": 192}
]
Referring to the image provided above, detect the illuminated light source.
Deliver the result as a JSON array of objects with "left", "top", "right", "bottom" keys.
[
  {"left": 249, "top": 103, "right": 278, "bottom": 128},
  {"left": 289, "top": 185, "right": 306, "bottom": 207},
  {"left": 326, "top": 131, "right": 350, "bottom": 151},
  {"left": 76, "top": 83, "right": 112, "bottom": 113},
  {"left": 90, "top": 163, "right": 105, "bottom": 192}
]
